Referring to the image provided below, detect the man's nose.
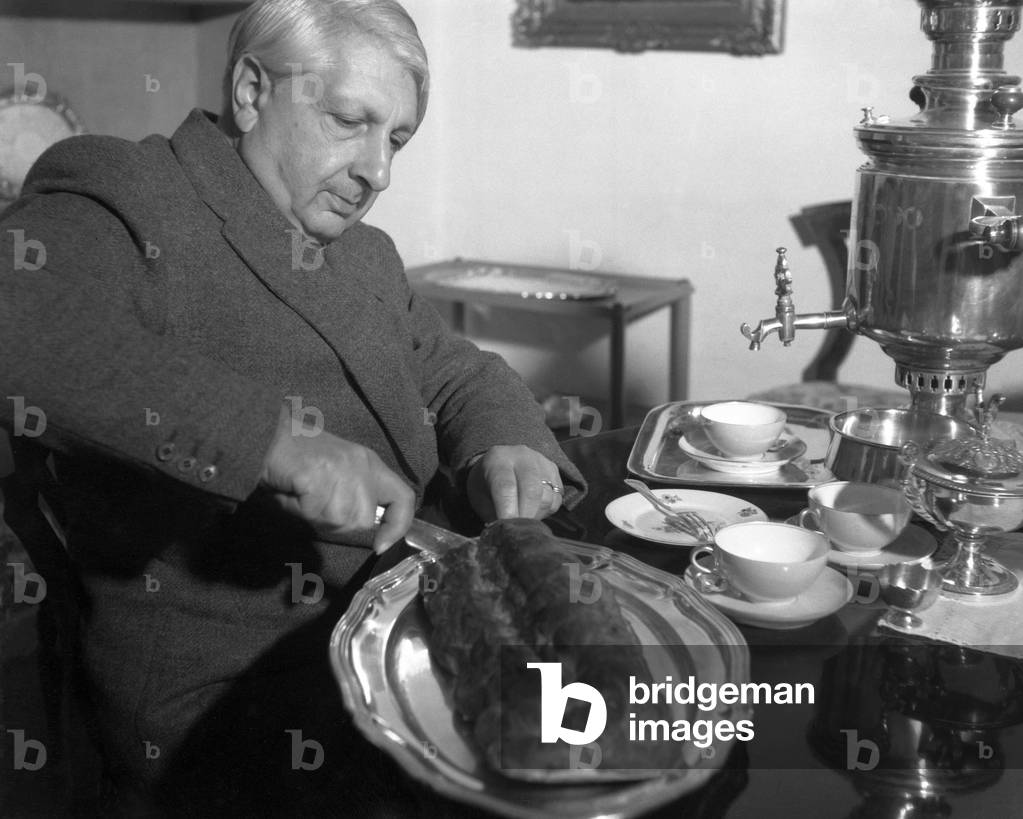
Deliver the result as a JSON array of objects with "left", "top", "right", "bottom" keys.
[{"left": 352, "top": 134, "right": 392, "bottom": 192}]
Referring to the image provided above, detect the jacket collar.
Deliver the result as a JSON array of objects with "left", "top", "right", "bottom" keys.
[{"left": 169, "top": 110, "right": 430, "bottom": 488}]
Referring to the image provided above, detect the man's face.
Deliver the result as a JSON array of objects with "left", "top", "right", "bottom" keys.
[{"left": 235, "top": 34, "right": 418, "bottom": 244}]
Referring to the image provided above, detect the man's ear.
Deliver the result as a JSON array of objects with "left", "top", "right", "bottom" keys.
[{"left": 230, "top": 55, "right": 273, "bottom": 135}]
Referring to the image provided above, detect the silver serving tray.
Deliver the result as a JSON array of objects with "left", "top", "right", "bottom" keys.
[
  {"left": 330, "top": 540, "right": 751, "bottom": 819},
  {"left": 422, "top": 264, "right": 617, "bottom": 300},
  {"left": 628, "top": 401, "right": 836, "bottom": 489}
]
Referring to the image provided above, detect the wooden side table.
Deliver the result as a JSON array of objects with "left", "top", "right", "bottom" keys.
[{"left": 406, "top": 259, "right": 693, "bottom": 429}]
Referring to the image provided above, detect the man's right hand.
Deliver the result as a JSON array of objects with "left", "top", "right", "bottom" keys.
[{"left": 258, "top": 404, "right": 415, "bottom": 553}]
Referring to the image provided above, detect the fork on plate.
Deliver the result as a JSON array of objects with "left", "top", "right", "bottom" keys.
[{"left": 623, "top": 479, "right": 716, "bottom": 542}]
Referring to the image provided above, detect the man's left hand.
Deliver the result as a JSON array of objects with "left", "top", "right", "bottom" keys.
[{"left": 465, "top": 445, "right": 564, "bottom": 521}]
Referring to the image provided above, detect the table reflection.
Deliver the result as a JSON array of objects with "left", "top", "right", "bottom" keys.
[
  {"left": 555, "top": 426, "right": 1023, "bottom": 819},
  {"left": 808, "top": 636, "right": 1023, "bottom": 818}
]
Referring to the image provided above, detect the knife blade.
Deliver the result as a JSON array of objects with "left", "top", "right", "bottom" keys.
[{"left": 403, "top": 517, "right": 474, "bottom": 555}]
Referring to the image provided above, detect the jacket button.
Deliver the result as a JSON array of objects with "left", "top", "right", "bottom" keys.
[
  {"left": 156, "top": 443, "right": 176, "bottom": 462},
  {"left": 177, "top": 457, "right": 197, "bottom": 474},
  {"left": 198, "top": 464, "right": 218, "bottom": 483}
]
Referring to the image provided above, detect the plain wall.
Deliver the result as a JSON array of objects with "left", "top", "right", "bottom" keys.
[
  {"left": 0, "top": 1, "right": 198, "bottom": 141},
  {"left": 4, "top": 0, "right": 1023, "bottom": 408},
  {"left": 369, "top": 0, "right": 1023, "bottom": 407}
]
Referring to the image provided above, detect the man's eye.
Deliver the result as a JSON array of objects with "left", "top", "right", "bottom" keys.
[
  {"left": 390, "top": 137, "right": 407, "bottom": 153},
  {"left": 331, "top": 114, "right": 360, "bottom": 129}
]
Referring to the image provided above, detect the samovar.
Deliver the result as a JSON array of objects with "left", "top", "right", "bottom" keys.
[{"left": 743, "top": 0, "right": 1023, "bottom": 421}]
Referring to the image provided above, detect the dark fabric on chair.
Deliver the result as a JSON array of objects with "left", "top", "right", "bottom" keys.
[{"left": 1, "top": 439, "right": 108, "bottom": 813}]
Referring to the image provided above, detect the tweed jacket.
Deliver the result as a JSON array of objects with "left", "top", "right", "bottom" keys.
[{"left": 0, "top": 109, "right": 584, "bottom": 781}]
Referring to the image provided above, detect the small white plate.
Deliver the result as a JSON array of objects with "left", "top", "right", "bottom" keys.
[
  {"left": 786, "top": 515, "right": 938, "bottom": 572},
  {"left": 605, "top": 489, "right": 767, "bottom": 546},
  {"left": 683, "top": 566, "right": 854, "bottom": 630},
  {"left": 679, "top": 428, "right": 807, "bottom": 475}
]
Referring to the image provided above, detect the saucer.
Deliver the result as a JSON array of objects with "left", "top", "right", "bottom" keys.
[
  {"left": 683, "top": 566, "right": 853, "bottom": 630},
  {"left": 679, "top": 427, "right": 807, "bottom": 475},
  {"left": 786, "top": 515, "right": 937, "bottom": 572},
  {"left": 605, "top": 489, "right": 767, "bottom": 546}
]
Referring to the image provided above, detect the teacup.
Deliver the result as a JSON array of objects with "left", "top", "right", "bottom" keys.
[
  {"left": 701, "top": 401, "right": 787, "bottom": 459},
  {"left": 689, "top": 521, "right": 829, "bottom": 603},
  {"left": 797, "top": 481, "right": 912, "bottom": 556}
]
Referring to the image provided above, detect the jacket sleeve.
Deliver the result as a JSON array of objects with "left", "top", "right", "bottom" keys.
[
  {"left": 0, "top": 188, "right": 283, "bottom": 503},
  {"left": 402, "top": 275, "right": 587, "bottom": 508}
]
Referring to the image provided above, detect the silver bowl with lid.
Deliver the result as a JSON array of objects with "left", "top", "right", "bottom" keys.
[{"left": 901, "top": 395, "right": 1023, "bottom": 596}]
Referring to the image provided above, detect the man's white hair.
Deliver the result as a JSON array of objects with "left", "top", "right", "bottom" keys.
[{"left": 223, "top": 0, "right": 429, "bottom": 126}]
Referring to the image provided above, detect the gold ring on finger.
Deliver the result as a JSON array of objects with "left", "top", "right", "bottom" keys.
[{"left": 539, "top": 479, "right": 563, "bottom": 494}]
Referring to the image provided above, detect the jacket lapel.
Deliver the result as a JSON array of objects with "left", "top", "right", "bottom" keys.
[{"left": 169, "top": 111, "right": 429, "bottom": 486}]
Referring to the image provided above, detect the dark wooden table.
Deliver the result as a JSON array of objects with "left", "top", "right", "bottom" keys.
[
  {"left": 124, "top": 425, "right": 1023, "bottom": 818},
  {"left": 547, "top": 426, "right": 1023, "bottom": 819}
]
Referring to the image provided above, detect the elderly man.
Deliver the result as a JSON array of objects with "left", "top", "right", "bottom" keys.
[{"left": 0, "top": 0, "right": 583, "bottom": 813}]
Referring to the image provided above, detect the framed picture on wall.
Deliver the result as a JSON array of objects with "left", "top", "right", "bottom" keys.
[{"left": 512, "top": 0, "right": 786, "bottom": 55}]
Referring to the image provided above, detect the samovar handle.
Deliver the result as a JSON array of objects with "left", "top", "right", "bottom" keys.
[
  {"left": 991, "top": 85, "right": 1023, "bottom": 130},
  {"left": 969, "top": 384, "right": 1007, "bottom": 435},
  {"left": 898, "top": 441, "right": 946, "bottom": 532}
]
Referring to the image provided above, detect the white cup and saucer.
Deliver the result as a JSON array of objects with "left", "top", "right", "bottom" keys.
[
  {"left": 791, "top": 481, "right": 936, "bottom": 571},
  {"left": 680, "top": 402, "right": 807, "bottom": 475},
  {"left": 684, "top": 520, "right": 854, "bottom": 630}
]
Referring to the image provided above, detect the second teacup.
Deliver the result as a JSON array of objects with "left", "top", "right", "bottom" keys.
[
  {"left": 798, "top": 481, "right": 912, "bottom": 556},
  {"left": 701, "top": 401, "right": 787, "bottom": 459},
  {"left": 689, "top": 520, "right": 829, "bottom": 603}
]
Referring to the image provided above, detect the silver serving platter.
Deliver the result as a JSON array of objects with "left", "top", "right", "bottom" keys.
[
  {"left": 421, "top": 264, "right": 617, "bottom": 300},
  {"left": 330, "top": 540, "right": 751, "bottom": 819},
  {"left": 629, "top": 401, "right": 836, "bottom": 489}
]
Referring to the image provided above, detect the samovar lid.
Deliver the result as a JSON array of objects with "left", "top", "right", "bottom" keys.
[{"left": 857, "top": 0, "right": 1023, "bottom": 164}]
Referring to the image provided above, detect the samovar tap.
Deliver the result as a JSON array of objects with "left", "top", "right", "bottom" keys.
[{"left": 740, "top": 247, "right": 853, "bottom": 351}]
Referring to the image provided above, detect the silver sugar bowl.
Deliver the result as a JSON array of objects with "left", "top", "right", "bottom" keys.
[{"left": 901, "top": 394, "right": 1023, "bottom": 596}]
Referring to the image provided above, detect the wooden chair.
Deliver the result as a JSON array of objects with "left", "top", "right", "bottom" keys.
[{"left": 747, "top": 201, "right": 907, "bottom": 412}]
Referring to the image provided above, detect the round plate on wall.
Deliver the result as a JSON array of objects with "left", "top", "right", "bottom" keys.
[{"left": 0, "top": 87, "right": 85, "bottom": 203}]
